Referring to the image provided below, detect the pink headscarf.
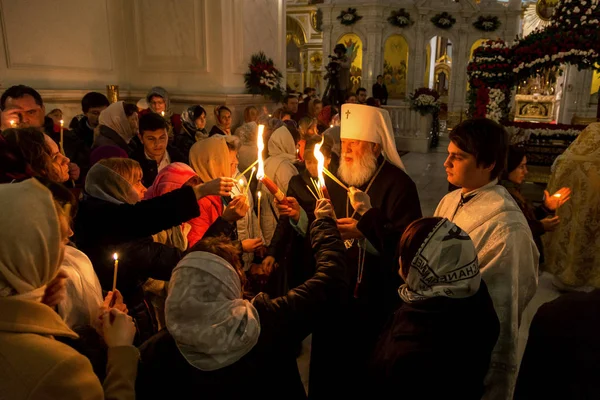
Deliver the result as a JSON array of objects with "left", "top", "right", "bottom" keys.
[{"left": 144, "top": 162, "right": 197, "bottom": 200}]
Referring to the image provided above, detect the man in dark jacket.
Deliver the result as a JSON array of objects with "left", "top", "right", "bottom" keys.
[
  {"left": 0, "top": 85, "right": 88, "bottom": 184},
  {"left": 69, "top": 92, "right": 110, "bottom": 149},
  {"left": 372, "top": 75, "right": 388, "bottom": 105},
  {"left": 130, "top": 113, "right": 188, "bottom": 188}
]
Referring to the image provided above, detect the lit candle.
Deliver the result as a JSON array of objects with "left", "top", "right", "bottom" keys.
[
  {"left": 112, "top": 253, "right": 119, "bottom": 291},
  {"left": 256, "top": 124, "right": 288, "bottom": 204},
  {"left": 257, "top": 191, "right": 262, "bottom": 236},
  {"left": 330, "top": 124, "right": 334, "bottom": 128},
  {"left": 9, "top": 120, "right": 16, "bottom": 128},
  {"left": 59, "top": 120, "right": 65, "bottom": 155},
  {"left": 161, "top": 111, "right": 165, "bottom": 118},
  {"left": 553, "top": 193, "right": 562, "bottom": 198},
  {"left": 314, "top": 139, "right": 330, "bottom": 199}
]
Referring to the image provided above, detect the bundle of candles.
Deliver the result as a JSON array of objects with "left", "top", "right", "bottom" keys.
[
  {"left": 255, "top": 124, "right": 288, "bottom": 205},
  {"left": 306, "top": 139, "right": 330, "bottom": 200}
]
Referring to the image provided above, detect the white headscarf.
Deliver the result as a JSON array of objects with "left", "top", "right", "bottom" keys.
[
  {"left": 264, "top": 126, "right": 298, "bottom": 183},
  {"left": 340, "top": 104, "right": 405, "bottom": 171},
  {"left": 57, "top": 246, "right": 103, "bottom": 328},
  {"left": 99, "top": 101, "right": 136, "bottom": 144},
  {"left": 0, "top": 179, "right": 62, "bottom": 300},
  {"left": 399, "top": 218, "right": 481, "bottom": 303},
  {"left": 166, "top": 251, "right": 261, "bottom": 371},
  {"left": 85, "top": 163, "right": 140, "bottom": 205}
]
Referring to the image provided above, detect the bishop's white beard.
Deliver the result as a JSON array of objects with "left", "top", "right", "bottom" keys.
[{"left": 338, "top": 152, "right": 378, "bottom": 188}]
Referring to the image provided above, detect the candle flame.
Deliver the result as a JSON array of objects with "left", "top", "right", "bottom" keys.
[
  {"left": 9, "top": 120, "right": 16, "bottom": 128},
  {"left": 256, "top": 124, "right": 265, "bottom": 180},
  {"left": 113, "top": 253, "right": 118, "bottom": 261},
  {"left": 60, "top": 119, "right": 64, "bottom": 127},
  {"left": 553, "top": 193, "right": 562, "bottom": 198},
  {"left": 313, "top": 138, "right": 326, "bottom": 190},
  {"left": 238, "top": 178, "right": 244, "bottom": 187},
  {"left": 257, "top": 190, "right": 262, "bottom": 199},
  {"left": 161, "top": 111, "right": 165, "bottom": 117}
]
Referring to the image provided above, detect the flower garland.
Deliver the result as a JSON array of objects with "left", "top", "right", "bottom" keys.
[
  {"left": 244, "top": 52, "right": 286, "bottom": 102},
  {"left": 337, "top": 8, "right": 362, "bottom": 26},
  {"left": 409, "top": 88, "right": 441, "bottom": 116},
  {"left": 466, "top": 40, "right": 513, "bottom": 121},
  {"left": 505, "top": 121, "right": 585, "bottom": 144},
  {"left": 387, "top": 9, "right": 413, "bottom": 28},
  {"left": 473, "top": 15, "right": 501, "bottom": 32},
  {"left": 431, "top": 12, "right": 456, "bottom": 30},
  {"left": 512, "top": 0, "right": 600, "bottom": 80}
]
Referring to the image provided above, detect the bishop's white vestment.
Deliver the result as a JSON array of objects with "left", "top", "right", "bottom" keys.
[{"left": 435, "top": 180, "right": 539, "bottom": 400}]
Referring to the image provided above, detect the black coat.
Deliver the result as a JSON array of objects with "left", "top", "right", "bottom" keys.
[
  {"left": 372, "top": 83, "right": 388, "bottom": 105},
  {"left": 173, "top": 125, "right": 207, "bottom": 160},
  {"left": 69, "top": 115, "right": 95, "bottom": 149},
  {"left": 208, "top": 125, "right": 228, "bottom": 137},
  {"left": 73, "top": 186, "right": 200, "bottom": 341},
  {"left": 136, "top": 217, "right": 348, "bottom": 400},
  {"left": 309, "top": 157, "right": 422, "bottom": 399},
  {"left": 92, "top": 125, "right": 138, "bottom": 154},
  {"left": 267, "top": 170, "right": 320, "bottom": 295},
  {"left": 367, "top": 282, "right": 500, "bottom": 399},
  {"left": 129, "top": 145, "right": 188, "bottom": 188},
  {"left": 515, "top": 289, "right": 600, "bottom": 399}
]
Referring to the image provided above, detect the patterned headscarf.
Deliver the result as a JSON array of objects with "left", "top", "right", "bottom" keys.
[
  {"left": 399, "top": 218, "right": 481, "bottom": 303},
  {"left": 181, "top": 105, "right": 208, "bottom": 141},
  {"left": 166, "top": 251, "right": 260, "bottom": 371}
]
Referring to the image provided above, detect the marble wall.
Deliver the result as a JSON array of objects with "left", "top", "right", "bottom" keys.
[{"left": 0, "top": 0, "right": 286, "bottom": 124}]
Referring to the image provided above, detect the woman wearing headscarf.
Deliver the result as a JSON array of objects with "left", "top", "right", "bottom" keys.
[
  {"left": 367, "top": 217, "right": 500, "bottom": 399},
  {"left": 500, "top": 145, "right": 571, "bottom": 264},
  {"left": 93, "top": 101, "right": 139, "bottom": 154},
  {"left": 0, "top": 178, "right": 138, "bottom": 400},
  {"left": 234, "top": 120, "right": 258, "bottom": 173},
  {"left": 141, "top": 86, "right": 182, "bottom": 137},
  {"left": 175, "top": 105, "right": 208, "bottom": 157},
  {"left": 209, "top": 105, "right": 233, "bottom": 136},
  {"left": 76, "top": 159, "right": 194, "bottom": 341},
  {"left": 187, "top": 135, "right": 251, "bottom": 248},
  {"left": 544, "top": 122, "right": 600, "bottom": 290},
  {"left": 259, "top": 126, "right": 299, "bottom": 245},
  {"left": 136, "top": 200, "right": 347, "bottom": 399}
]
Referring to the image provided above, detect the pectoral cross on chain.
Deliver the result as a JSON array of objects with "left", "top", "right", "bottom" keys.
[{"left": 345, "top": 110, "right": 351, "bottom": 119}]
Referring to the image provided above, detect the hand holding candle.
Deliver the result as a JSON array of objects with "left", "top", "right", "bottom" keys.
[{"left": 544, "top": 187, "right": 572, "bottom": 211}]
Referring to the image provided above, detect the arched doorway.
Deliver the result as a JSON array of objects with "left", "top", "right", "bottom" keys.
[
  {"left": 424, "top": 36, "right": 452, "bottom": 123},
  {"left": 337, "top": 33, "right": 363, "bottom": 94},
  {"left": 383, "top": 35, "right": 409, "bottom": 99},
  {"left": 286, "top": 16, "right": 307, "bottom": 92}
]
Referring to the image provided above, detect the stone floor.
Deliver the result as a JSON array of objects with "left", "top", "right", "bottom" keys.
[{"left": 296, "top": 148, "right": 567, "bottom": 394}]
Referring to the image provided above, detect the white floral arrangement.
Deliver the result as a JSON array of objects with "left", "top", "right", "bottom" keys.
[
  {"left": 513, "top": 49, "right": 600, "bottom": 74},
  {"left": 259, "top": 70, "right": 278, "bottom": 90},
  {"left": 486, "top": 89, "right": 505, "bottom": 122},
  {"left": 409, "top": 88, "right": 441, "bottom": 116},
  {"left": 507, "top": 125, "right": 582, "bottom": 144}
]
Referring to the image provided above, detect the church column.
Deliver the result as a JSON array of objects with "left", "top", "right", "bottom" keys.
[{"left": 365, "top": 24, "right": 384, "bottom": 95}]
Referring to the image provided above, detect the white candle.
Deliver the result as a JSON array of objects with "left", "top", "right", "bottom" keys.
[
  {"left": 112, "top": 253, "right": 119, "bottom": 291},
  {"left": 59, "top": 120, "right": 65, "bottom": 155},
  {"left": 257, "top": 191, "right": 262, "bottom": 237}
]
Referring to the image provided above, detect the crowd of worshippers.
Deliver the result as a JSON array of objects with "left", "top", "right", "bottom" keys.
[{"left": 0, "top": 81, "right": 596, "bottom": 400}]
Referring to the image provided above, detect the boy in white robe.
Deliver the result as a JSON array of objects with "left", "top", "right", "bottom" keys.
[{"left": 434, "top": 118, "right": 539, "bottom": 400}]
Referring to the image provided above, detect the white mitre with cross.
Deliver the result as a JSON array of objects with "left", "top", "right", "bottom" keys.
[{"left": 340, "top": 104, "right": 406, "bottom": 171}]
